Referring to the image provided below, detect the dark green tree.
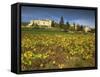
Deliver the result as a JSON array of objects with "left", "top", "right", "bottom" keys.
[
  {"left": 73, "top": 22, "right": 75, "bottom": 29},
  {"left": 77, "top": 24, "right": 81, "bottom": 31},
  {"left": 80, "top": 25, "right": 84, "bottom": 31},
  {"left": 66, "top": 21, "right": 70, "bottom": 30},
  {"left": 51, "top": 20, "right": 55, "bottom": 27},
  {"left": 59, "top": 16, "right": 64, "bottom": 28},
  {"left": 33, "top": 23, "right": 39, "bottom": 29},
  {"left": 22, "top": 22, "right": 29, "bottom": 26},
  {"left": 90, "top": 28, "right": 95, "bottom": 33}
]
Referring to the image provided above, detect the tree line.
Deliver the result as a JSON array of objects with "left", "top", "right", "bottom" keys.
[{"left": 51, "top": 16, "right": 95, "bottom": 33}]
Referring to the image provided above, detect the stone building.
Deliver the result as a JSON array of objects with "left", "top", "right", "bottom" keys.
[{"left": 27, "top": 19, "right": 52, "bottom": 28}]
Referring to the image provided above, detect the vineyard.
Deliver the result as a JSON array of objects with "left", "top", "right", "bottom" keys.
[{"left": 21, "top": 28, "right": 95, "bottom": 71}]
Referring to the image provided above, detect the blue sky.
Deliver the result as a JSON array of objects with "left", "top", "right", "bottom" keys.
[{"left": 21, "top": 6, "right": 95, "bottom": 28}]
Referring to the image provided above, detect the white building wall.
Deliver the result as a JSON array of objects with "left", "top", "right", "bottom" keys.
[{"left": 28, "top": 20, "right": 52, "bottom": 28}]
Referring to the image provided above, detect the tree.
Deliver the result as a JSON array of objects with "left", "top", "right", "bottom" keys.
[
  {"left": 90, "top": 28, "right": 95, "bottom": 33},
  {"left": 32, "top": 22, "right": 34, "bottom": 27},
  {"left": 33, "top": 23, "right": 39, "bottom": 29},
  {"left": 22, "top": 22, "right": 29, "bottom": 26},
  {"left": 73, "top": 22, "right": 75, "bottom": 30},
  {"left": 51, "top": 20, "right": 55, "bottom": 27},
  {"left": 80, "top": 25, "right": 84, "bottom": 31},
  {"left": 66, "top": 21, "right": 70, "bottom": 31},
  {"left": 59, "top": 16, "right": 64, "bottom": 28},
  {"left": 66, "top": 21, "right": 70, "bottom": 27},
  {"left": 76, "top": 24, "right": 81, "bottom": 31}
]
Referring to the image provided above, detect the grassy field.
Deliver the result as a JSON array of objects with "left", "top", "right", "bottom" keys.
[{"left": 21, "top": 28, "right": 95, "bottom": 71}]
